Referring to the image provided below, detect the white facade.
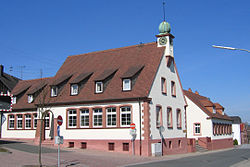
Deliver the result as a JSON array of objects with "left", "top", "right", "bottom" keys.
[{"left": 232, "top": 124, "right": 241, "bottom": 145}]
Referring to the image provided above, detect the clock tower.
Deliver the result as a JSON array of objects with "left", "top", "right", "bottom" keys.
[{"left": 156, "top": 20, "right": 174, "bottom": 58}]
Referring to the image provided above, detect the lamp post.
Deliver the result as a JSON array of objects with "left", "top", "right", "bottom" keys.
[{"left": 212, "top": 45, "right": 250, "bottom": 53}]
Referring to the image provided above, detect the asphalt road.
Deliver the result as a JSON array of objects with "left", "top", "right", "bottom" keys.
[
  {"left": 0, "top": 140, "right": 67, "bottom": 153},
  {"left": 127, "top": 146, "right": 250, "bottom": 167}
]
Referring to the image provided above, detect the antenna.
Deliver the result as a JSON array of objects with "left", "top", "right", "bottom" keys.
[
  {"left": 40, "top": 69, "right": 43, "bottom": 78},
  {"left": 163, "top": 1, "right": 166, "bottom": 21},
  {"left": 20, "top": 65, "right": 26, "bottom": 79}
]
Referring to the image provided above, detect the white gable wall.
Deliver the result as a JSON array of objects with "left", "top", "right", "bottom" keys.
[
  {"left": 148, "top": 54, "right": 186, "bottom": 140},
  {"left": 232, "top": 124, "right": 241, "bottom": 145}
]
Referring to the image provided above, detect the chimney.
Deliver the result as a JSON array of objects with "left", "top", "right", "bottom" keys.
[
  {"left": 195, "top": 91, "right": 199, "bottom": 95},
  {"left": 0, "top": 65, "right": 3, "bottom": 76},
  {"left": 188, "top": 88, "right": 192, "bottom": 92}
]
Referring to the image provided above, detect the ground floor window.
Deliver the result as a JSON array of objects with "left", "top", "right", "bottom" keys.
[
  {"left": 93, "top": 108, "right": 103, "bottom": 127},
  {"left": 45, "top": 113, "right": 50, "bottom": 129},
  {"left": 120, "top": 106, "right": 131, "bottom": 127},
  {"left": 33, "top": 113, "right": 38, "bottom": 128},
  {"left": 108, "top": 143, "right": 115, "bottom": 151},
  {"left": 106, "top": 107, "right": 116, "bottom": 127},
  {"left": 123, "top": 143, "right": 129, "bottom": 151},
  {"left": 68, "top": 110, "right": 77, "bottom": 128},
  {"left": 80, "top": 109, "right": 89, "bottom": 127},
  {"left": 17, "top": 115, "right": 23, "bottom": 129},
  {"left": 8, "top": 115, "right": 15, "bottom": 129},
  {"left": 25, "top": 114, "right": 32, "bottom": 129}
]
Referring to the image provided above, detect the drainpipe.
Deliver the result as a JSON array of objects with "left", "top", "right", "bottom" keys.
[{"left": 138, "top": 98, "right": 142, "bottom": 156}]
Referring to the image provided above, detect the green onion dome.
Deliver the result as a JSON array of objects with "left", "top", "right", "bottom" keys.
[{"left": 158, "top": 21, "right": 171, "bottom": 35}]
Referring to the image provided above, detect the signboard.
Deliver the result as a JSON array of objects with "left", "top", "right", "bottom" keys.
[
  {"left": 0, "top": 94, "right": 12, "bottom": 111},
  {"left": 130, "top": 123, "right": 136, "bottom": 130},
  {"left": 57, "top": 115, "right": 63, "bottom": 126}
]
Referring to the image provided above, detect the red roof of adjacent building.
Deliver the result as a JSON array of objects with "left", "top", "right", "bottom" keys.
[{"left": 183, "top": 89, "right": 232, "bottom": 121}]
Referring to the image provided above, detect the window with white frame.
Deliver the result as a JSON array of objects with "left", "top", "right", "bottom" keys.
[
  {"left": 17, "top": 115, "right": 23, "bottom": 129},
  {"left": 167, "top": 107, "right": 173, "bottom": 128},
  {"left": 44, "top": 113, "right": 50, "bottom": 128},
  {"left": 106, "top": 107, "right": 116, "bottom": 127},
  {"left": 71, "top": 84, "right": 78, "bottom": 95},
  {"left": 68, "top": 110, "right": 77, "bottom": 128},
  {"left": 12, "top": 96, "right": 16, "bottom": 104},
  {"left": 123, "top": 79, "right": 131, "bottom": 91},
  {"left": 80, "top": 109, "right": 89, "bottom": 127},
  {"left": 33, "top": 114, "right": 38, "bottom": 128},
  {"left": 194, "top": 123, "right": 201, "bottom": 134},
  {"left": 120, "top": 106, "right": 131, "bottom": 126},
  {"left": 28, "top": 95, "right": 34, "bottom": 103},
  {"left": 8, "top": 115, "right": 15, "bottom": 129},
  {"left": 51, "top": 86, "right": 58, "bottom": 97},
  {"left": 176, "top": 109, "right": 181, "bottom": 128},
  {"left": 25, "top": 115, "right": 32, "bottom": 129},
  {"left": 93, "top": 108, "right": 102, "bottom": 127},
  {"left": 95, "top": 82, "right": 103, "bottom": 93},
  {"left": 156, "top": 106, "right": 162, "bottom": 128}
]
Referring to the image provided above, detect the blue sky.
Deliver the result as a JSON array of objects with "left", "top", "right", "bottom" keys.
[{"left": 0, "top": 0, "right": 249, "bottom": 122}]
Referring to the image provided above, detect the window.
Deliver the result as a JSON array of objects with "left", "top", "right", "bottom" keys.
[
  {"left": 108, "top": 143, "right": 115, "bottom": 151},
  {"left": 80, "top": 109, "right": 89, "bottom": 127},
  {"left": 51, "top": 86, "right": 58, "bottom": 97},
  {"left": 71, "top": 84, "right": 78, "bottom": 95},
  {"left": 93, "top": 108, "right": 102, "bottom": 127},
  {"left": 12, "top": 96, "right": 16, "bottom": 104},
  {"left": 17, "top": 115, "right": 23, "bottom": 129},
  {"left": 120, "top": 106, "right": 131, "bottom": 127},
  {"left": 194, "top": 123, "right": 201, "bottom": 134},
  {"left": 171, "top": 81, "right": 176, "bottom": 97},
  {"left": 8, "top": 115, "right": 15, "bottom": 129},
  {"left": 45, "top": 113, "right": 50, "bottom": 128},
  {"left": 95, "top": 82, "right": 103, "bottom": 93},
  {"left": 156, "top": 106, "right": 162, "bottom": 128},
  {"left": 28, "top": 95, "right": 34, "bottom": 103},
  {"left": 161, "top": 77, "right": 167, "bottom": 94},
  {"left": 106, "top": 107, "right": 116, "bottom": 127},
  {"left": 167, "top": 107, "right": 173, "bottom": 128},
  {"left": 68, "top": 110, "right": 77, "bottom": 128},
  {"left": 123, "top": 79, "right": 131, "bottom": 91},
  {"left": 33, "top": 114, "right": 38, "bottom": 128},
  {"left": 213, "top": 107, "right": 216, "bottom": 114},
  {"left": 176, "top": 109, "right": 181, "bottom": 128},
  {"left": 81, "top": 142, "right": 87, "bottom": 149},
  {"left": 123, "top": 143, "right": 129, "bottom": 151},
  {"left": 25, "top": 115, "right": 32, "bottom": 129}
]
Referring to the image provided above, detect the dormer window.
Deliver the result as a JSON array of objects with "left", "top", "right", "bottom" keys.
[
  {"left": 51, "top": 86, "right": 58, "bottom": 97},
  {"left": 70, "top": 84, "right": 78, "bottom": 95},
  {"left": 213, "top": 107, "right": 216, "bottom": 114},
  {"left": 12, "top": 96, "right": 16, "bottom": 104},
  {"left": 28, "top": 95, "right": 34, "bottom": 103},
  {"left": 123, "top": 79, "right": 131, "bottom": 91},
  {"left": 95, "top": 82, "right": 103, "bottom": 93}
]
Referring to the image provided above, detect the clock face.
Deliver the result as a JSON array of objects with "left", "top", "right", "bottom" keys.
[{"left": 159, "top": 37, "right": 167, "bottom": 45}]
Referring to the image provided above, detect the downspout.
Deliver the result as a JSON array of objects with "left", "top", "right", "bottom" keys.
[{"left": 138, "top": 98, "right": 142, "bottom": 156}]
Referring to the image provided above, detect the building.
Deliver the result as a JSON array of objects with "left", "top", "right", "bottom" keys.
[
  {"left": 240, "top": 122, "right": 248, "bottom": 144},
  {"left": 1, "top": 20, "right": 189, "bottom": 156},
  {"left": 230, "top": 116, "right": 242, "bottom": 145},
  {"left": 184, "top": 89, "right": 233, "bottom": 150}
]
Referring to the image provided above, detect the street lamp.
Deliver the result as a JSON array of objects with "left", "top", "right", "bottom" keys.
[{"left": 212, "top": 45, "right": 250, "bottom": 53}]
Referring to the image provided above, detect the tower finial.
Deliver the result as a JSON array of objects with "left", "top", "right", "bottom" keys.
[{"left": 163, "top": 1, "right": 166, "bottom": 21}]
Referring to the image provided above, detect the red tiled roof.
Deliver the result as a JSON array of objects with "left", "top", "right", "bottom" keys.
[
  {"left": 183, "top": 90, "right": 231, "bottom": 121},
  {"left": 11, "top": 42, "right": 165, "bottom": 109}
]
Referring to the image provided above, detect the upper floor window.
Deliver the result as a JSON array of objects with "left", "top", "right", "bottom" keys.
[
  {"left": 176, "top": 109, "right": 181, "bottom": 128},
  {"left": 93, "top": 108, "right": 103, "bottom": 127},
  {"left": 51, "top": 86, "right": 58, "bottom": 97},
  {"left": 71, "top": 84, "right": 78, "bottom": 95},
  {"left": 17, "top": 115, "right": 23, "bottom": 129},
  {"left": 156, "top": 106, "right": 162, "bottom": 128},
  {"left": 194, "top": 123, "right": 201, "bottom": 135},
  {"left": 28, "top": 95, "right": 34, "bottom": 103},
  {"left": 171, "top": 81, "right": 176, "bottom": 97},
  {"left": 106, "top": 107, "right": 116, "bottom": 127},
  {"left": 8, "top": 115, "right": 15, "bottom": 129},
  {"left": 95, "top": 82, "right": 103, "bottom": 93},
  {"left": 161, "top": 77, "right": 167, "bottom": 94},
  {"left": 167, "top": 107, "right": 173, "bottom": 128},
  {"left": 80, "top": 109, "right": 89, "bottom": 127},
  {"left": 25, "top": 114, "right": 32, "bottom": 129},
  {"left": 12, "top": 96, "right": 16, "bottom": 104},
  {"left": 68, "top": 110, "right": 77, "bottom": 128},
  {"left": 120, "top": 106, "right": 131, "bottom": 127},
  {"left": 123, "top": 79, "right": 131, "bottom": 91},
  {"left": 33, "top": 113, "right": 38, "bottom": 128}
]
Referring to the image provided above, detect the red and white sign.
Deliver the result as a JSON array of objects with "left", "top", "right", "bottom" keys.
[
  {"left": 57, "top": 115, "right": 63, "bottom": 126},
  {"left": 130, "top": 123, "right": 136, "bottom": 129}
]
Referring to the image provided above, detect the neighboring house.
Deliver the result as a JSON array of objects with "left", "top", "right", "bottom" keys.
[
  {"left": 1, "top": 20, "right": 189, "bottom": 156},
  {"left": 248, "top": 125, "right": 250, "bottom": 144},
  {"left": 184, "top": 89, "right": 233, "bottom": 150},
  {"left": 0, "top": 65, "right": 20, "bottom": 138},
  {"left": 230, "top": 116, "right": 242, "bottom": 145},
  {"left": 240, "top": 122, "right": 248, "bottom": 144}
]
